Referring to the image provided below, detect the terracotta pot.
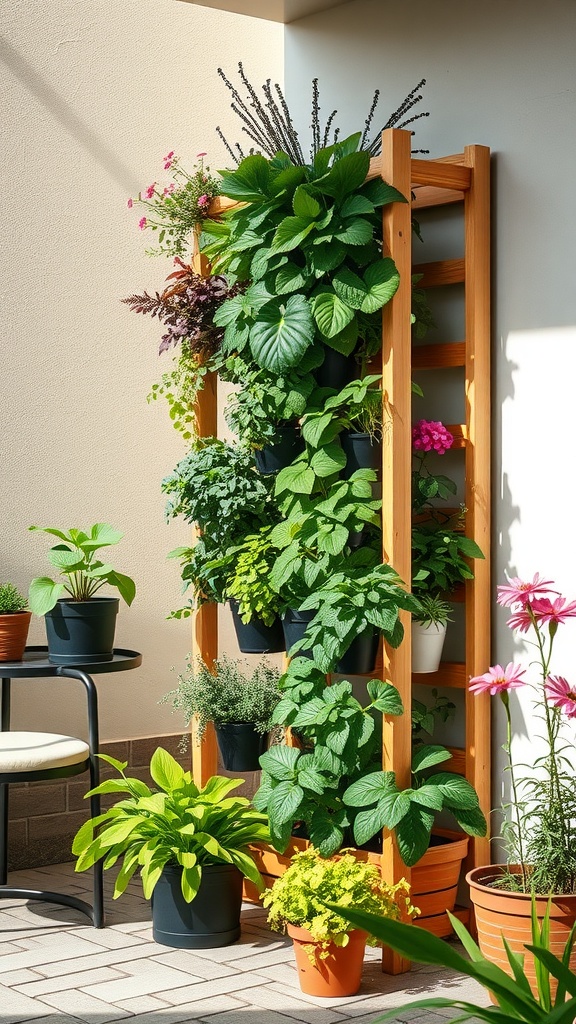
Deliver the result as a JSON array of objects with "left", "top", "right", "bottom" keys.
[
  {"left": 467, "top": 865, "right": 576, "bottom": 995},
  {"left": 411, "top": 621, "right": 447, "bottom": 674},
  {"left": 0, "top": 610, "right": 32, "bottom": 662},
  {"left": 287, "top": 923, "right": 366, "bottom": 997}
]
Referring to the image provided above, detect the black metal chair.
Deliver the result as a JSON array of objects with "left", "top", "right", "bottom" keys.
[{"left": 0, "top": 665, "right": 103, "bottom": 926}]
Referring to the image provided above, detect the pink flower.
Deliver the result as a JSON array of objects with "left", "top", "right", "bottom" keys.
[
  {"left": 163, "top": 184, "right": 176, "bottom": 196},
  {"left": 545, "top": 675, "right": 576, "bottom": 718},
  {"left": 506, "top": 606, "right": 535, "bottom": 633},
  {"left": 412, "top": 419, "right": 454, "bottom": 455},
  {"left": 469, "top": 663, "right": 526, "bottom": 696},
  {"left": 127, "top": 198, "right": 133, "bottom": 209},
  {"left": 497, "top": 572, "right": 557, "bottom": 608},
  {"left": 163, "top": 151, "right": 174, "bottom": 161},
  {"left": 163, "top": 151, "right": 175, "bottom": 169},
  {"left": 144, "top": 183, "right": 156, "bottom": 199},
  {"left": 138, "top": 217, "right": 147, "bottom": 230},
  {"left": 197, "top": 194, "right": 210, "bottom": 208},
  {"left": 196, "top": 151, "right": 207, "bottom": 158},
  {"left": 530, "top": 596, "right": 576, "bottom": 626}
]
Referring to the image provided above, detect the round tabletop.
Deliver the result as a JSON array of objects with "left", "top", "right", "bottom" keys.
[{"left": 0, "top": 647, "right": 142, "bottom": 678}]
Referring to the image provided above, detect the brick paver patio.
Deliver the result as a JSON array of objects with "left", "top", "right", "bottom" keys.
[{"left": 0, "top": 863, "right": 489, "bottom": 1024}]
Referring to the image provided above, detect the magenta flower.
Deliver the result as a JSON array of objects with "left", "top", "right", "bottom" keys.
[
  {"left": 412, "top": 419, "right": 454, "bottom": 455},
  {"left": 163, "top": 184, "right": 176, "bottom": 196},
  {"left": 196, "top": 151, "right": 207, "bottom": 158},
  {"left": 506, "top": 606, "right": 535, "bottom": 633},
  {"left": 530, "top": 596, "right": 576, "bottom": 626},
  {"left": 127, "top": 198, "right": 133, "bottom": 209},
  {"left": 469, "top": 663, "right": 526, "bottom": 696},
  {"left": 144, "top": 183, "right": 156, "bottom": 200},
  {"left": 163, "top": 151, "right": 175, "bottom": 169},
  {"left": 497, "top": 572, "right": 556, "bottom": 608},
  {"left": 138, "top": 217, "right": 147, "bottom": 230},
  {"left": 545, "top": 675, "right": 576, "bottom": 718},
  {"left": 197, "top": 194, "right": 210, "bottom": 208}
]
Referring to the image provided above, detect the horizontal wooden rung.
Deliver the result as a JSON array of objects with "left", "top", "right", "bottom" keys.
[
  {"left": 412, "top": 258, "right": 465, "bottom": 287},
  {"left": 413, "top": 661, "right": 466, "bottom": 688},
  {"left": 445, "top": 746, "right": 466, "bottom": 776},
  {"left": 412, "top": 341, "right": 466, "bottom": 369},
  {"left": 411, "top": 159, "right": 471, "bottom": 192},
  {"left": 412, "top": 186, "right": 464, "bottom": 210}
]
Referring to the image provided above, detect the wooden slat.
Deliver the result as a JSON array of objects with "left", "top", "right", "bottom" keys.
[
  {"left": 412, "top": 186, "right": 464, "bottom": 210},
  {"left": 413, "top": 661, "right": 466, "bottom": 689},
  {"left": 413, "top": 258, "right": 465, "bottom": 287},
  {"left": 410, "top": 159, "right": 471, "bottom": 191},
  {"left": 463, "top": 144, "right": 492, "bottom": 870},
  {"left": 380, "top": 128, "right": 413, "bottom": 977},
  {"left": 412, "top": 341, "right": 466, "bottom": 369},
  {"left": 445, "top": 746, "right": 466, "bottom": 776}
]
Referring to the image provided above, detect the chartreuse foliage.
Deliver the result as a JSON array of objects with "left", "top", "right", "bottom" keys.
[
  {"left": 324, "top": 898, "right": 576, "bottom": 1024},
  {"left": 72, "top": 748, "right": 269, "bottom": 903},
  {"left": 263, "top": 846, "right": 416, "bottom": 960},
  {"left": 203, "top": 133, "right": 406, "bottom": 372}
]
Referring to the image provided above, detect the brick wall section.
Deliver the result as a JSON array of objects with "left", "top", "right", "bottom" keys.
[{"left": 6, "top": 733, "right": 262, "bottom": 871}]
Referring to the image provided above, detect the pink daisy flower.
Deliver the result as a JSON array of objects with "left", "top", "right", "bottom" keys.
[
  {"left": 469, "top": 662, "right": 526, "bottom": 696},
  {"left": 497, "top": 572, "right": 556, "bottom": 608},
  {"left": 545, "top": 675, "right": 576, "bottom": 718},
  {"left": 530, "top": 596, "right": 576, "bottom": 626},
  {"left": 506, "top": 606, "right": 535, "bottom": 633},
  {"left": 412, "top": 419, "right": 454, "bottom": 456},
  {"left": 138, "top": 217, "right": 147, "bottom": 230}
]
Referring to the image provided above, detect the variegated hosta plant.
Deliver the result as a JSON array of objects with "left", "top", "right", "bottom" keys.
[{"left": 72, "top": 748, "right": 270, "bottom": 903}]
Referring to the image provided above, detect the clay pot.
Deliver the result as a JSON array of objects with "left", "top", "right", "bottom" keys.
[
  {"left": 287, "top": 923, "right": 366, "bottom": 997},
  {"left": 467, "top": 865, "right": 576, "bottom": 996},
  {"left": 0, "top": 611, "right": 32, "bottom": 662}
]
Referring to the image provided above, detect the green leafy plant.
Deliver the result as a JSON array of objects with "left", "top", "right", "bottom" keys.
[
  {"left": 203, "top": 133, "right": 406, "bottom": 373},
  {"left": 263, "top": 846, "right": 416, "bottom": 959},
  {"left": 324, "top": 898, "right": 576, "bottom": 1024},
  {"left": 0, "top": 583, "right": 28, "bottom": 614},
  {"left": 412, "top": 521, "right": 484, "bottom": 598},
  {"left": 72, "top": 747, "right": 269, "bottom": 903},
  {"left": 300, "top": 375, "right": 383, "bottom": 450},
  {"left": 221, "top": 527, "right": 282, "bottom": 626},
  {"left": 165, "top": 654, "right": 282, "bottom": 740},
  {"left": 28, "top": 524, "right": 136, "bottom": 616},
  {"left": 413, "top": 593, "right": 453, "bottom": 627},
  {"left": 222, "top": 353, "right": 317, "bottom": 450}
]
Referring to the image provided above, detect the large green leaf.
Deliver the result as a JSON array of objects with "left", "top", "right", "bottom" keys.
[
  {"left": 249, "top": 295, "right": 314, "bottom": 372},
  {"left": 271, "top": 216, "right": 316, "bottom": 254},
  {"left": 366, "top": 679, "right": 404, "bottom": 716},
  {"left": 292, "top": 185, "right": 321, "bottom": 219},
  {"left": 334, "top": 218, "right": 373, "bottom": 246},
  {"left": 310, "top": 442, "right": 347, "bottom": 478},
  {"left": 395, "top": 803, "right": 435, "bottom": 865},
  {"left": 316, "top": 150, "right": 370, "bottom": 203},
  {"left": 267, "top": 781, "right": 304, "bottom": 825},
  {"left": 332, "top": 267, "right": 367, "bottom": 310},
  {"left": 312, "top": 291, "right": 355, "bottom": 339},
  {"left": 274, "top": 460, "right": 316, "bottom": 495},
  {"left": 150, "top": 748, "right": 185, "bottom": 793},
  {"left": 360, "top": 258, "right": 400, "bottom": 312},
  {"left": 28, "top": 577, "right": 64, "bottom": 615},
  {"left": 412, "top": 745, "right": 452, "bottom": 773},
  {"left": 428, "top": 772, "right": 483, "bottom": 809},
  {"left": 219, "top": 154, "right": 271, "bottom": 202},
  {"left": 259, "top": 745, "right": 300, "bottom": 781},
  {"left": 344, "top": 770, "right": 396, "bottom": 807},
  {"left": 275, "top": 262, "right": 307, "bottom": 295},
  {"left": 360, "top": 178, "right": 408, "bottom": 208}
]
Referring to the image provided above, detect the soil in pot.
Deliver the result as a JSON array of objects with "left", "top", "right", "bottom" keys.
[
  {"left": 45, "top": 598, "right": 118, "bottom": 665},
  {"left": 215, "top": 721, "right": 267, "bottom": 772},
  {"left": 0, "top": 610, "right": 32, "bottom": 662},
  {"left": 287, "top": 924, "right": 367, "bottom": 997},
  {"left": 152, "top": 863, "right": 243, "bottom": 948},
  {"left": 467, "top": 865, "right": 576, "bottom": 996},
  {"left": 254, "top": 426, "right": 305, "bottom": 476},
  {"left": 229, "top": 601, "right": 285, "bottom": 655}
]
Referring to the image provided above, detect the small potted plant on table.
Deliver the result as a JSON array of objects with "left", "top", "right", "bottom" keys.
[
  {"left": 166, "top": 654, "right": 282, "bottom": 771},
  {"left": 73, "top": 747, "right": 270, "bottom": 948},
  {"left": 263, "top": 845, "right": 416, "bottom": 997},
  {"left": 0, "top": 582, "right": 31, "bottom": 661}
]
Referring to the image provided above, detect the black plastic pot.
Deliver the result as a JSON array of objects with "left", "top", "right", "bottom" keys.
[
  {"left": 341, "top": 431, "right": 382, "bottom": 478},
  {"left": 152, "top": 863, "right": 243, "bottom": 948},
  {"left": 314, "top": 347, "right": 357, "bottom": 390},
  {"left": 254, "top": 426, "right": 305, "bottom": 476},
  {"left": 44, "top": 597, "right": 119, "bottom": 665},
  {"left": 281, "top": 607, "right": 315, "bottom": 659},
  {"left": 229, "top": 601, "right": 285, "bottom": 654},
  {"left": 215, "top": 722, "right": 268, "bottom": 772},
  {"left": 335, "top": 629, "right": 380, "bottom": 674}
]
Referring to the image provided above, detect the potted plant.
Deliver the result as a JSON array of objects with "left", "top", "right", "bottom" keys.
[
  {"left": 166, "top": 654, "right": 282, "bottom": 771},
  {"left": 27, "top": 523, "right": 136, "bottom": 664},
  {"left": 300, "top": 374, "right": 383, "bottom": 479},
  {"left": 467, "top": 571, "right": 576, "bottom": 988},
  {"left": 0, "top": 582, "right": 31, "bottom": 662},
  {"left": 328, "top": 896, "right": 576, "bottom": 1020},
  {"left": 411, "top": 593, "right": 453, "bottom": 674},
  {"left": 72, "top": 747, "right": 270, "bottom": 948},
  {"left": 262, "top": 845, "right": 416, "bottom": 997}
]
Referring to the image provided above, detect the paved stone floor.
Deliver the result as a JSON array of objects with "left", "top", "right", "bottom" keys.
[{"left": 0, "top": 863, "right": 489, "bottom": 1024}]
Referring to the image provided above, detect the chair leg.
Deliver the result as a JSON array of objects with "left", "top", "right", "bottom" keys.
[{"left": 0, "top": 782, "right": 8, "bottom": 885}]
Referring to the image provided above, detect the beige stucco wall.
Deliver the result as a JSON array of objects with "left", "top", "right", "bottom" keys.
[{"left": 1, "top": 0, "right": 282, "bottom": 741}]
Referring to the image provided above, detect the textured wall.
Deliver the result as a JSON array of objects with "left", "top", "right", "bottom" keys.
[{"left": 1, "top": 0, "right": 282, "bottom": 742}]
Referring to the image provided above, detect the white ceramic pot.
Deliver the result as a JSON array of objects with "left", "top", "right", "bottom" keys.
[{"left": 411, "top": 620, "right": 447, "bottom": 674}]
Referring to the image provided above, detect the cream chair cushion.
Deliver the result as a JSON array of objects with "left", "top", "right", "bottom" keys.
[{"left": 0, "top": 732, "right": 89, "bottom": 773}]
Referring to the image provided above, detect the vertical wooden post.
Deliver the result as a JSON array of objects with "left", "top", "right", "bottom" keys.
[
  {"left": 190, "top": 224, "right": 219, "bottom": 787},
  {"left": 463, "top": 145, "right": 492, "bottom": 868},
  {"left": 380, "top": 128, "right": 413, "bottom": 975}
]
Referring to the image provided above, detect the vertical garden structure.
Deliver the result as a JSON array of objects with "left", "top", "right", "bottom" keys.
[{"left": 190, "top": 128, "right": 491, "bottom": 973}]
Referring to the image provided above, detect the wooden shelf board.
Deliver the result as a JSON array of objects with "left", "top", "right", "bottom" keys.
[
  {"left": 413, "top": 258, "right": 465, "bottom": 288},
  {"left": 412, "top": 341, "right": 466, "bottom": 369},
  {"left": 412, "top": 186, "right": 464, "bottom": 210},
  {"left": 413, "top": 661, "right": 466, "bottom": 688}
]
